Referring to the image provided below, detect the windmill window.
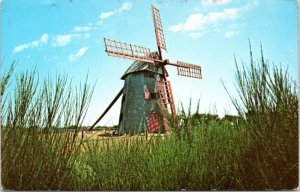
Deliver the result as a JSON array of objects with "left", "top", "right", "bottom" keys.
[
  {"left": 150, "top": 92, "right": 158, "bottom": 99},
  {"left": 144, "top": 92, "right": 158, "bottom": 100},
  {"left": 144, "top": 91, "right": 151, "bottom": 100}
]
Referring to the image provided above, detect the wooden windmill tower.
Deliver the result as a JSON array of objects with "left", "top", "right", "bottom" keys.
[{"left": 88, "top": 4, "right": 202, "bottom": 135}]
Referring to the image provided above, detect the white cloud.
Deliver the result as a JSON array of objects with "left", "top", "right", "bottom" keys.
[
  {"left": 100, "top": 11, "right": 115, "bottom": 19},
  {"left": 52, "top": 35, "right": 72, "bottom": 46},
  {"left": 169, "top": 8, "right": 239, "bottom": 33},
  {"left": 52, "top": 34, "right": 79, "bottom": 47},
  {"left": 13, "top": 44, "right": 30, "bottom": 53},
  {"left": 13, "top": 31, "right": 89, "bottom": 53},
  {"left": 100, "top": 2, "right": 132, "bottom": 20},
  {"left": 224, "top": 23, "right": 239, "bottom": 38},
  {"left": 13, "top": 33, "right": 49, "bottom": 53},
  {"left": 224, "top": 31, "right": 239, "bottom": 38},
  {"left": 31, "top": 41, "right": 39, "bottom": 47},
  {"left": 71, "top": 25, "right": 92, "bottom": 40},
  {"left": 209, "top": 8, "right": 238, "bottom": 22},
  {"left": 169, "top": 24, "right": 183, "bottom": 32},
  {"left": 69, "top": 46, "right": 89, "bottom": 61},
  {"left": 73, "top": 25, "right": 92, "bottom": 32},
  {"left": 117, "top": 2, "right": 132, "bottom": 12},
  {"left": 201, "top": 0, "right": 231, "bottom": 6},
  {"left": 169, "top": 1, "right": 257, "bottom": 38},
  {"left": 40, "top": 33, "right": 49, "bottom": 44},
  {"left": 169, "top": 7, "right": 241, "bottom": 39}
]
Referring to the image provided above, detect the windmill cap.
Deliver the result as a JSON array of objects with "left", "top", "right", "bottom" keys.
[{"left": 121, "top": 52, "right": 166, "bottom": 79}]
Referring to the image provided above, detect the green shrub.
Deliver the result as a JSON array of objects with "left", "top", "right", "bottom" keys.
[
  {"left": 1, "top": 66, "right": 94, "bottom": 190},
  {"left": 225, "top": 43, "right": 298, "bottom": 189}
]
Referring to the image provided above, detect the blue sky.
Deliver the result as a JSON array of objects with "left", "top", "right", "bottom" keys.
[{"left": 1, "top": 0, "right": 298, "bottom": 126}]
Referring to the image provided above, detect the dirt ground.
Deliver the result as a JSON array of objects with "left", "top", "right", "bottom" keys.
[
  {"left": 71, "top": 129, "right": 170, "bottom": 152},
  {"left": 76, "top": 129, "right": 170, "bottom": 140},
  {"left": 75, "top": 129, "right": 168, "bottom": 147},
  {"left": 77, "top": 129, "right": 123, "bottom": 140}
]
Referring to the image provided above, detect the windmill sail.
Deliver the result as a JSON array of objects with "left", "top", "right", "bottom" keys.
[
  {"left": 176, "top": 61, "right": 202, "bottom": 79},
  {"left": 98, "top": 4, "right": 202, "bottom": 135},
  {"left": 104, "top": 38, "right": 155, "bottom": 63},
  {"left": 152, "top": 5, "right": 167, "bottom": 52},
  {"left": 156, "top": 80, "right": 176, "bottom": 115}
]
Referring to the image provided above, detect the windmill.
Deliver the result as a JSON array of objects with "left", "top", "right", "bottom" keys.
[{"left": 88, "top": 4, "right": 202, "bottom": 135}]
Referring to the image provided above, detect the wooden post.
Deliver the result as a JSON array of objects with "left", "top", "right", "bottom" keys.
[{"left": 87, "top": 88, "right": 123, "bottom": 132}]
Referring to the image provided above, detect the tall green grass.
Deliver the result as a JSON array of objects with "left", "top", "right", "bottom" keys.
[
  {"left": 0, "top": 60, "right": 15, "bottom": 128},
  {"left": 224, "top": 43, "right": 298, "bottom": 189},
  {"left": 68, "top": 121, "right": 244, "bottom": 190},
  {"left": 1, "top": 43, "right": 298, "bottom": 190},
  {"left": 1, "top": 66, "right": 95, "bottom": 190}
]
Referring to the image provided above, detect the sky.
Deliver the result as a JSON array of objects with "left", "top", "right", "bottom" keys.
[{"left": 1, "top": 0, "right": 298, "bottom": 126}]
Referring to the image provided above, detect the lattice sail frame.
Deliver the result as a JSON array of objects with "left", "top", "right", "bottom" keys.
[
  {"left": 156, "top": 80, "right": 176, "bottom": 115},
  {"left": 104, "top": 38, "right": 155, "bottom": 63},
  {"left": 103, "top": 5, "right": 203, "bottom": 80},
  {"left": 176, "top": 61, "right": 202, "bottom": 79},
  {"left": 152, "top": 5, "right": 167, "bottom": 51}
]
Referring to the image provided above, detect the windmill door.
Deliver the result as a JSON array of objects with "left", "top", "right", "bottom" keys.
[{"left": 147, "top": 112, "right": 160, "bottom": 133}]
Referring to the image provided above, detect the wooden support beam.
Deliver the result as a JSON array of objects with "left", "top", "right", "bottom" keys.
[{"left": 87, "top": 88, "right": 123, "bottom": 132}]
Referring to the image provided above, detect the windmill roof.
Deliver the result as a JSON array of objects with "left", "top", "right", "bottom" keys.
[{"left": 121, "top": 52, "right": 166, "bottom": 79}]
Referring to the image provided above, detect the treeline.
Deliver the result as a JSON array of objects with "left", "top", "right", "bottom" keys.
[{"left": 190, "top": 113, "right": 242, "bottom": 125}]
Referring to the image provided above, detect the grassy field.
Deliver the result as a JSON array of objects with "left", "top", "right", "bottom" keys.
[{"left": 1, "top": 46, "right": 298, "bottom": 190}]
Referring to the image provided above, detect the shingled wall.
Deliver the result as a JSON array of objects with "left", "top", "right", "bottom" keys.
[{"left": 118, "top": 72, "right": 165, "bottom": 135}]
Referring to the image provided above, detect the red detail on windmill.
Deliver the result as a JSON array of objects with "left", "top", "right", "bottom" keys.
[
  {"left": 146, "top": 112, "right": 160, "bottom": 133},
  {"left": 156, "top": 80, "right": 176, "bottom": 115},
  {"left": 88, "top": 4, "right": 203, "bottom": 134},
  {"left": 104, "top": 38, "right": 155, "bottom": 63},
  {"left": 144, "top": 91, "right": 151, "bottom": 100}
]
